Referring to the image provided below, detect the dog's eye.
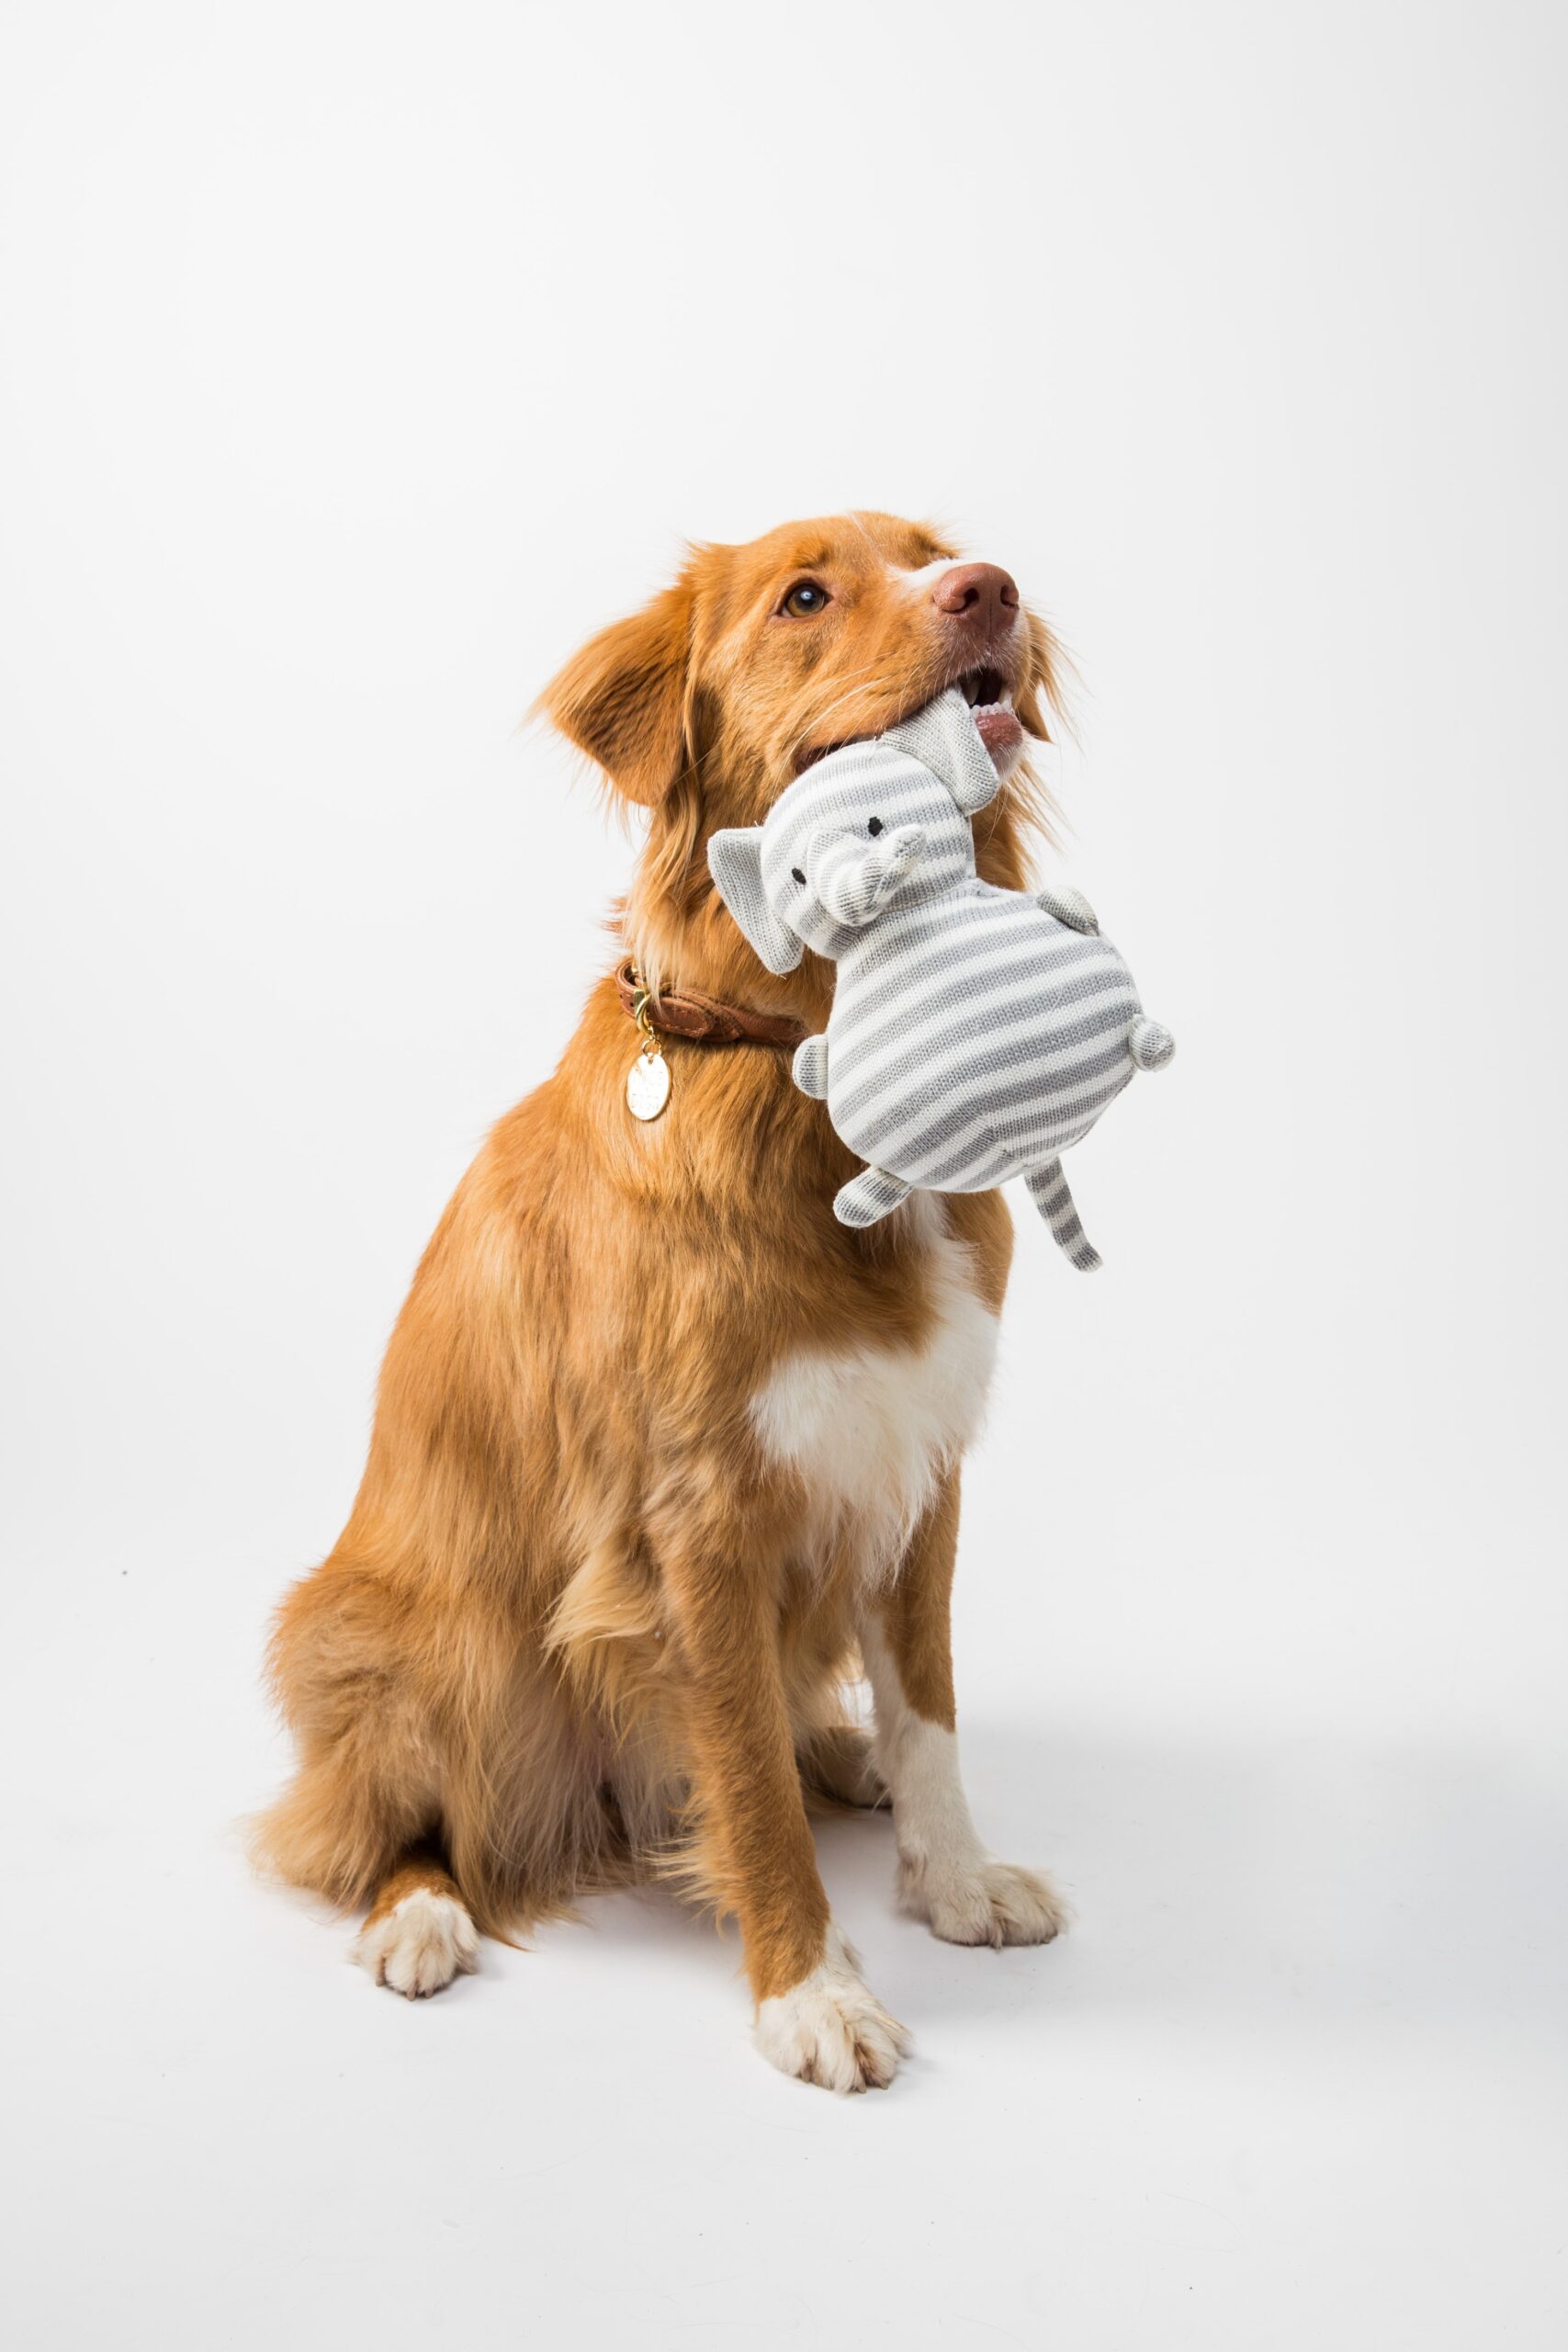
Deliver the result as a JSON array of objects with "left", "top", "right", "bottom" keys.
[
  {"left": 791, "top": 866, "right": 807, "bottom": 885},
  {"left": 780, "top": 580, "right": 829, "bottom": 618},
  {"left": 867, "top": 817, "right": 884, "bottom": 836}
]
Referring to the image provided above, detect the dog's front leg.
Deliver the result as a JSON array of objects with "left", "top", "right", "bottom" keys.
[
  {"left": 863, "top": 1473, "right": 1069, "bottom": 1948},
  {"left": 662, "top": 1530, "right": 908, "bottom": 2093}
]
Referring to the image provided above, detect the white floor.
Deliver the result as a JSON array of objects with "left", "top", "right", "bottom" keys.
[{"left": 7, "top": 1525, "right": 1563, "bottom": 2352}]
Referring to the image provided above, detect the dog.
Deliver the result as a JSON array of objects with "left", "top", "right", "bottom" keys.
[{"left": 254, "top": 512, "right": 1070, "bottom": 2091}]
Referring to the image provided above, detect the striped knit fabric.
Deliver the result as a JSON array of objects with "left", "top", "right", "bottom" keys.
[{"left": 707, "top": 690, "right": 1172, "bottom": 1268}]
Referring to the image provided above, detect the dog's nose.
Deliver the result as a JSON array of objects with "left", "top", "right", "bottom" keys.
[{"left": 931, "top": 563, "right": 1020, "bottom": 631}]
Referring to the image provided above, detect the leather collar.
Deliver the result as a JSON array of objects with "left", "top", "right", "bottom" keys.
[{"left": 615, "top": 958, "right": 808, "bottom": 1049}]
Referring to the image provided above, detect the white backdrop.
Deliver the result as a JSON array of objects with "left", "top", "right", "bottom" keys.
[{"left": 3, "top": 4, "right": 1564, "bottom": 2346}]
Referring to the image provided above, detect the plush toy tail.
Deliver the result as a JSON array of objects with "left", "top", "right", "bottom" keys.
[
  {"left": 1025, "top": 1159, "right": 1101, "bottom": 1272},
  {"left": 1129, "top": 1015, "right": 1176, "bottom": 1071}
]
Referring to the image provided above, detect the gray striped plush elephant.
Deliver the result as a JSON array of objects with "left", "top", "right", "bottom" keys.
[{"left": 707, "top": 689, "right": 1173, "bottom": 1270}]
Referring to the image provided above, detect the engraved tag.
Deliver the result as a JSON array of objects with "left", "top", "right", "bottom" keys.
[{"left": 626, "top": 1048, "right": 671, "bottom": 1122}]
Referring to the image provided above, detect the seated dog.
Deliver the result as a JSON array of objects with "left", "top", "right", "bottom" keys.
[{"left": 254, "top": 515, "right": 1072, "bottom": 2092}]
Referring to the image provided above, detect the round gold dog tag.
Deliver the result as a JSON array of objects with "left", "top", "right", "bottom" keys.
[{"left": 626, "top": 1047, "right": 671, "bottom": 1122}]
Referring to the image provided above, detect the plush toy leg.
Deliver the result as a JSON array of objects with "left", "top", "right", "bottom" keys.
[
  {"left": 793, "top": 1034, "right": 829, "bottom": 1099},
  {"left": 834, "top": 1167, "right": 913, "bottom": 1227},
  {"left": 1129, "top": 1015, "right": 1175, "bottom": 1070},
  {"left": 1026, "top": 1159, "right": 1101, "bottom": 1272},
  {"left": 1033, "top": 882, "right": 1099, "bottom": 934}
]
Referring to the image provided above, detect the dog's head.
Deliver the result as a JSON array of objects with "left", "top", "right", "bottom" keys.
[{"left": 539, "top": 512, "right": 1065, "bottom": 991}]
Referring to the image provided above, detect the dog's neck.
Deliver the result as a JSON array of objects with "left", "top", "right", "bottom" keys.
[{"left": 622, "top": 865, "right": 835, "bottom": 1029}]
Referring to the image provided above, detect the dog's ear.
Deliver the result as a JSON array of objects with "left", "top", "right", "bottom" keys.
[
  {"left": 707, "top": 828, "right": 803, "bottom": 974},
  {"left": 537, "top": 582, "right": 694, "bottom": 808}
]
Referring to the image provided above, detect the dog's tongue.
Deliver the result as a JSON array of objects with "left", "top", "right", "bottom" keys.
[{"left": 974, "top": 704, "right": 1023, "bottom": 767}]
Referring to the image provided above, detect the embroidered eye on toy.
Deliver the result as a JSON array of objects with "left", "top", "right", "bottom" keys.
[{"left": 707, "top": 689, "right": 1173, "bottom": 1270}]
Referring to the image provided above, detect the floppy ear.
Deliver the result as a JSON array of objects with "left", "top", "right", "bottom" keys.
[
  {"left": 883, "top": 687, "right": 999, "bottom": 815},
  {"left": 707, "top": 829, "right": 803, "bottom": 975},
  {"left": 536, "top": 582, "right": 694, "bottom": 808}
]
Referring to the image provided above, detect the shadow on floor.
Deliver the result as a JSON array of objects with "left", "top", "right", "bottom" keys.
[{"left": 529, "top": 1716, "right": 1568, "bottom": 2042}]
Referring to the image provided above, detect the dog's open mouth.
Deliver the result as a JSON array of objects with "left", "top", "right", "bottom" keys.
[
  {"left": 957, "top": 664, "right": 1007, "bottom": 709},
  {"left": 795, "top": 665, "right": 1024, "bottom": 779},
  {"left": 956, "top": 665, "right": 1023, "bottom": 769}
]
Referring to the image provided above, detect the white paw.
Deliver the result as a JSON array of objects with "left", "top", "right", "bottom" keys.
[
  {"left": 754, "top": 1924, "right": 909, "bottom": 2094},
  {"left": 900, "top": 1856, "right": 1068, "bottom": 1949},
  {"left": 354, "top": 1888, "right": 479, "bottom": 1998}
]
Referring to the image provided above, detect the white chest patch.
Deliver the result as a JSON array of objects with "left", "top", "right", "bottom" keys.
[{"left": 749, "top": 1196, "right": 999, "bottom": 1574}]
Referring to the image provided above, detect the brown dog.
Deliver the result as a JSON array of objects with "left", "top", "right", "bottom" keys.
[{"left": 254, "top": 512, "right": 1069, "bottom": 2091}]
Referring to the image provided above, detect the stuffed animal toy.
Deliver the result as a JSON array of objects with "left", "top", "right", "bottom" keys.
[{"left": 707, "top": 689, "right": 1173, "bottom": 1269}]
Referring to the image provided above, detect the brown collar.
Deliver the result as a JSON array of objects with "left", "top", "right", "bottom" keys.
[{"left": 615, "top": 957, "right": 808, "bottom": 1049}]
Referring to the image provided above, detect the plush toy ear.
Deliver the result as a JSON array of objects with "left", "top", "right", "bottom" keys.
[
  {"left": 535, "top": 581, "right": 694, "bottom": 808},
  {"left": 707, "top": 828, "right": 803, "bottom": 974},
  {"left": 882, "top": 687, "right": 1000, "bottom": 816}
]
